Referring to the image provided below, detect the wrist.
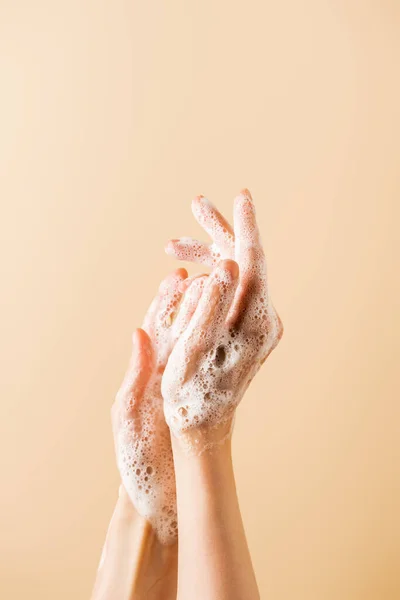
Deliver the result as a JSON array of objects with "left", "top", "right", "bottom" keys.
[
  {"left": 94, "top": 486, "right": 177, "bottom": 600},
  {"left": 169, "top": 414, "right": 235, "bottom": 456},
  {"left": 171, "top": 425, "right": 234, "bottom": 484}
]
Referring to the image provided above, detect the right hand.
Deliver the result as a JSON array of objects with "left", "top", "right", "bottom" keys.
[{"left": 162, "top": 190, "right": 283, "bottom": 452}]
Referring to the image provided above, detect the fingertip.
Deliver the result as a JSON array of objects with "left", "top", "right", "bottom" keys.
[
  {"left": 165, "top": 240, "right": 177, "bottom": 255},
  {"left": 165, "top": 240, "right": 187, "bottom": 256},
  {"left": 175, "top": 267, "right": 188, "bottom": 280},
  {"left": 240, "top": 188, "right": 253, "bottom": 201},
  {"left": 219, "top": 258, "right": 239, "bottom": 279},
  {"left": 234, "top": 191, "right": 258, "bottom": 240},
  {"left": 158, "top": 268, "right": 187, "bottom": 294},
  {"left": 133, "top": 327, "right": 150, "bottom": 347},
  {"left": 235, "top": 191, "right": 253, "bottom": 208},
  {"left": 120, "top": 328, "right": 153, "bottom": 406},
  {"left": 191, "top": 195, "right": 201, "bottom": 214},
  {"left": 132, "top": 327, "right": 142, "bottom": 345},
  {"left": 191, "top": 194, "right": 212, "bottom": 214}
]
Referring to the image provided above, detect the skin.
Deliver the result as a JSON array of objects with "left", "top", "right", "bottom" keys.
[
  {"left": 163, "top": 189, "right": 283, "bottom": 599},
  {"left": 171, "top": 429, "right": 260, "bottom": 600},
  {"left": 93, "top": 270, "right": 205, "bottom": 599},
  {"left": 91, "top": 485, "right": 177, "bottom": 600},
  {"left": 163, "top": 190, "right": 283, "bottom": 447},
  {"left": 112, "top": 268, "right": 206, "bottom": 544},
  {"left": 93, "top": 189, "right": 283, "bottom": 600}
]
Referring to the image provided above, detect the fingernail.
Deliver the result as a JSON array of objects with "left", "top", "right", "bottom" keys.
[{"left": 240, "top": 188, "right": 253, "bottom": 200}]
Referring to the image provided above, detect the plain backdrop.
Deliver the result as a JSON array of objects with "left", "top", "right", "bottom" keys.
[{"left": 0, "top": 1, "right": 399, "bottom": 599}]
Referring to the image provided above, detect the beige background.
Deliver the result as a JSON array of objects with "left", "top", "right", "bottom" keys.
[{"left": 1, "top": 1, "right": 399, "bottom": 598}]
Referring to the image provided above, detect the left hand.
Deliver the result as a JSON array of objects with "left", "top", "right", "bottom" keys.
[{"left": 111, "top": 269, "right": 205, "bottom": 543}]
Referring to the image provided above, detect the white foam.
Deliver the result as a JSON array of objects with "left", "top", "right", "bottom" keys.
[
  {"left": 115, "top": 273, "right": 205, "bottom": 544},
  {"left": 162, "top": 195, "right": 283, "bottom": 450},
  {"left": 116, "top": 373, "right": 177, "bottom": 544}
]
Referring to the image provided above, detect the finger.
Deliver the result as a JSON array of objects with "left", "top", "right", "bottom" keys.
[
  {"left": 191, "top": 195, "right": 235, "bottom": 256},
  {"left": 229, "top": 189, "right": 268, "bottom": 324},
  {"left": 115, "top": 328, "right": 154, "bottom": 418},
  {"left": 165, "top": 261, "right": 239, "bottom": 392},
  {"left": 178, "top": 272, "right": 208, "bottom": 293},
  {"left": 149, "top": 269, "right": 188, "bottom": 366},
  {"left": 233, "top": 189, "right": 263, "bottom": 262},
  {"left": 165, "top": 238, "right": 220, "bottom": 267},
  {"left": 180, "top": 259, "right": 239, "bottom": 349},
  {"left": 172, "top": 275, "right": 208, "bottom": 341},
  {"left": 142, "top": 268, "right": 188, "bottom": 340},
  {"left": 154, "top": 268, "right": 188, "bottom": 329}
]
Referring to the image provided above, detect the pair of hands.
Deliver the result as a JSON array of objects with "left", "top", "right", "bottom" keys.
[{"left": 111, "top": 190, "right": 283, "bottom": 544}]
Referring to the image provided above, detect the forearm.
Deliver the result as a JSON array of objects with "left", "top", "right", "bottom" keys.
[
  {"left": 91, "top": 486, "right": 177, "bottom": 600},
  {"left": 172, "top": 428, "right": 260, "bottom": 600}
]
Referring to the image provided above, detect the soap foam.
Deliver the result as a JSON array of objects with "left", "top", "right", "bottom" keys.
[
  {"left": 115, "top": 273, "right": 205, "bottom": 544},
  {"left": 162, "top": 194, "right": 283, "bottom": 449},
  {"left": 116, "top": 373, "right": 177, "bottom": 544}
]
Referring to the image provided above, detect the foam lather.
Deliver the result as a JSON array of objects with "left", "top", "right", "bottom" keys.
[
  {"left": 163, "top": 192, "right": 283, "bottom": 452},
  {"left": 114, "top": 271, "right": 204, "bottom": 544}
]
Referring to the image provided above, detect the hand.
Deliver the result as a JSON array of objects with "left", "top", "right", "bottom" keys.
[
  {"left": 111, "top": 269, "right": 205, "bottom": 543},
  {"left": 162, "top": 189, "right": 283, "bottom": 451}
]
